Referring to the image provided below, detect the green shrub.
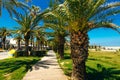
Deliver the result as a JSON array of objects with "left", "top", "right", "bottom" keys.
[
  {"left": 16, "top": 50, "right": 46, "bottom": 57},
  {"left": 16, "top": 51, "right": 26, "bottom": 57}
]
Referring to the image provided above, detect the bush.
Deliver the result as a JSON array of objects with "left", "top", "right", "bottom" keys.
[
  {"left": 16, "top": 50, "right": 46, "bottom": 57},
  {"left": 31, "top": 51, "right": 46, "bottom": 57},
  {"left": 16, "top": 50, "right": 26, "bottom": 57}
]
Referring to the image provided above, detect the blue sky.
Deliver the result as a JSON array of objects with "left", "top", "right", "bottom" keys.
[{"left": 0, "top": 0, "right": 120, "bottom": 46}]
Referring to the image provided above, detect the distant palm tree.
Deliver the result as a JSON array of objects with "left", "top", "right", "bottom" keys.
[
  {"left": 14, "top": 33, "right": 22, "bottom": 50},
  {"left": 0, "top": 0, "right": 29, "bottom": 16},
  {"left": 29, "top": 5, "right": 41, "bottom": 50},
  {"left": 44, "top": 19, "right": 68, "bottom": 59},
  {"left": 0, "top": 27, "right": 11, "bottom": 50},
  {"left": 47, "top": 37, "right": 59, "bottom": 52},
  {"left": 34, "top": 27, "right": 46, "bottom": 51},
  {"left": 30, "top": 34, "right": 34, "bottom": 50},
  {"left": 13, "top": 10, "right": 46, "bottom": 55},
  {"left": 50, "top": 0, "right": 120, "bottom": 80},
  {"left": 44, "top": 0, "right": 68, "bottom": 59}
]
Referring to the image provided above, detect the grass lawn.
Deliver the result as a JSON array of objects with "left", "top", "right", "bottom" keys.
[
  {"left": 0, "top": 57, "right": 41, "bottom": 80},
  {"left": 58, "top": 50, "right": 120, "bottom": 80}
]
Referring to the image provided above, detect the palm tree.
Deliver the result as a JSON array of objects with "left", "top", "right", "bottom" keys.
[
  {"left": 28, "top": 5, "right": 42, "bottom": 51},
  {"left": 50, "top": 0, "right": 120, "bottom": 80},
  {"left": 44, "top": 22, "right": 68, "bottom": 59},
  {"left": 0, "top": 0, "right": 29, "bottom": 16},
  {"left": 30, "top": 34, "right": 34, "bottom": 50},
  {"left": 44, "top": 1, "right": 69, "bottom": 59},
  {"left": 33, "top": 27, "right": 46, "bottom": 51},
  {"left": 47, "top": 37, "right": 59, "bottom": 52},
  {"left": 0, "top": 27, "right": 11, "bottom": 50},
  {"left": 12, "top": 29, "right": 23, "bottom": 50},
  {"left": 14, "top": 34, "right": 23, "bottom": 50},
  {"left": 13, "top": 10, "right": 46, "bottom": 55}
]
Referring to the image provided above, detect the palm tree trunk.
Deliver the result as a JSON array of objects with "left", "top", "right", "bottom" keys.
[
  {"left": 70, "top": 31, "right": 89, "bottom": 80},
  {"left": 58, "top": 36, "right": 65, "bottom": 59},
  {"left": 33, "top": 40, "right": 34, "bottom": 50},
  {"left": 38, "top": 40, "right": 40, "bottom": 51},
  {"left": 2, "top": 37, "right": 6, "bottom": 50},
  {"left": 40, "top": 41, "right": 42, "bottom": 50},
  {"left": 25, "top": 38, "right": 29, "bottom": 56},
  {"left": 2, "top": 41, "right": 5, "bottom": 50},
  {"left": 31, "top": 38, "right": 33, "bottom": 50},
  {"left": 17, "top": 40, "right": 21, "bottom": 50},
  {"left": 36, "top": 41, "right": 37, "bottom": 50},
  {"left": 32, "top": 36, "right": 35, "bottom": 50},
  {"left": 53, "top": 44, "right": 58, "bottom": 53},
  {"left": 45, "top": 41, "right": 47, "bottom": 50}
]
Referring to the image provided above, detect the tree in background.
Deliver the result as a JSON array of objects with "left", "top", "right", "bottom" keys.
[
  {"left": 13, "top": 33, "right": 23, "bottom": 50},
  {"left": 44, "top": 0, "right": 68, "bottom": 59},
  {"left": 13, "top": 11, "right": 45, "bottom": 55},
  {"left": 34, "top": 27, "right": 46, "bottom": 51},
  {"left": 44, "top": 16, "right": 69, "bottom": 59},
  {"left": 0, "top": 27, "right": 11, "bottom": 50}
]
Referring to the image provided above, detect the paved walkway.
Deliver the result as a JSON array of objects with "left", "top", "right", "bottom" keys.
[
  {"left": 23, "top": 50, "right": 68, "bottom": 80},
  {"left": 0, "top": 51, "right": 8, "bottom": 60}
]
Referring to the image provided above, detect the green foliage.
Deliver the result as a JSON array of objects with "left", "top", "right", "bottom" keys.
[
  {"left": 86, "top": 51, "right": 120, "bottom": 80},
  {"left": 16, "top": 51, "right": 27, "bottom": 56},
  {"left": 57, "top": 50, "right": 72, "bottom": 76},
  {"left": 14, "top": 9, "right": 46, "bottom": 39},
  {"left": 58, "top": 50, "right": 120, "bottom": 80},
  {"left": 53, "top": 0, "right": 120, "bottom": 32},
  {"left": 13, "top": 10, "right": 47, "bottom": 54},
  {"left": 31, "top": 51, "right": 47, "bottom": 57},
  {"left": 16, "top": 50, "right": 47, "bottom": 57},
  {"left": 0, "top": 0, "right": 30, "bottom": 16},
  {"left": 0, "top": 57, "right": 40, "bottom": 80},
  {"left": 0, "top": 27, "right": 11, "bottom": 37},
  {"left": 0, "top": 27, "right": 11, "bottom": 50}
]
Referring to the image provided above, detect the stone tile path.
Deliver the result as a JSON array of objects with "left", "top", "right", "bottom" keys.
[{"left": 23, "top": 50, "right": 68, "bottom": 80}]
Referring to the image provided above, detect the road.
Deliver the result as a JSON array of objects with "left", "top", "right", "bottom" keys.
[{"left": 0, "top": 51, "right": 8, "bottom": 60}]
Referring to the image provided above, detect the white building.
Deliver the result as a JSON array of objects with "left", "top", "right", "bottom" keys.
[{"left": 9, "top": 38, "right": 17, "bottom": 46}]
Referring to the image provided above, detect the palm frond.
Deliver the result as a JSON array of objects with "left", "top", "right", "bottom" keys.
[
  {"left": 89, "top": 21, "right": 120, "bottom": 33},
  {"left": 54, "top": 0, "right": 120, "bottom": 32},
  {"left": 0, "top": 0, "right": 30, "bottom": 17}
]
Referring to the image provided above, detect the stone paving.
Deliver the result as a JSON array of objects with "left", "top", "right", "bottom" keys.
[{"left": 23, "top": 50, "right": 68, "bottom": 80}]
